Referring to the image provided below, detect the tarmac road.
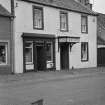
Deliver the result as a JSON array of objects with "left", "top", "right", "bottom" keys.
[{"left": 0, "top": 69, "right": 105, "bottom": 105}]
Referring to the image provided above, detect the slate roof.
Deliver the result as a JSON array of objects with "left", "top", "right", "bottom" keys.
[
  {"left": 0, "top": 4, "right": 11, "bottom": 17},
  {"left": 21, "top": 0, "right": 97, "bottom": 15},
  {"left": 97, "top": 13, "right": 105, "bottom": 45}
]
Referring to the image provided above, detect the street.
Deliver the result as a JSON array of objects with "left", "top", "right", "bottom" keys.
[{"left": 0, "top": 69, "right": 105, "bottom": 105}]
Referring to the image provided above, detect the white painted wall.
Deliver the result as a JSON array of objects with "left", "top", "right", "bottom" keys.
[
  {"left": 70, "top": 16, "right": 97, "bottom": 69},
  {"left": 0, "top": 0, "right": 11, "bottom": 13},
  {"left": 14, "top": 0, "right": 97, "bottom": 73}
]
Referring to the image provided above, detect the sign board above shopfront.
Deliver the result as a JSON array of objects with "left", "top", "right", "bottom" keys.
[{"left": 58, "top": 36, "right": 80, "bottom": 43}]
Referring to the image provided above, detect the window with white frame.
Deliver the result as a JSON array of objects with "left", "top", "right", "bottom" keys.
[
  {"left": 81, "top": 42, "right": 88, "bottom": 61},
  {"left": 81, "top": 16, "right": 88, "bottom": 33},
  {"left": 46, "top": 42, "right": 53, "bottom": 61},
  {"left": 60, "top": 12, "right": 68, "bottom": 31},
  {"left": 33, "top": 6, "right": 43, "bottom": 29},
  {"left": 25, "top": 42, "right": 33, "bottom": 64},
  {"left": 0, "top": 42, "right": 8, "bottom": 65}
]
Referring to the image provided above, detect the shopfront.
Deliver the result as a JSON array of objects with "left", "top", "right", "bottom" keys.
[{"left": 22, "top": 33, "right": 55, "bottom": 72}]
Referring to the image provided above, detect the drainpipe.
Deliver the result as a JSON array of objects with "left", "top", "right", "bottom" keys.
[{"left": 11, "top": 0, "right": 15, "bottom": 74}]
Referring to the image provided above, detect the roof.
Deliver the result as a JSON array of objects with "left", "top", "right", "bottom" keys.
[
  {"left": 21, "top": 0, "right": 97, "bottom": 15},
  {"left": 0, "top": 4, "right": 12, "bottom": 17},
  {"left": 97, "top": 13, "right": 105, "bottom": 45}
]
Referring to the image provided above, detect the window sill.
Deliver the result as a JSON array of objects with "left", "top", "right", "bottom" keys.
[
  {"left": 33, "top": 27, "right": 44, "bottom": 30},
  {"left": 26, "top": 63, "right": 33, "bottom": 65},
  {"left": 81, "top": 32, "right": 88, "bottom": 34},
  {"left": 81, "top": 60, "right": 88, "bottom": 62},
  {"left": 60, "top": 30, "right": 69, "bottom": 32},
  {"left": 0, "top": 64, "right": 9, "bottom": 66}
]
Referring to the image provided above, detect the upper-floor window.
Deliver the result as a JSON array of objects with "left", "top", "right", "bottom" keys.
[
  {"left": 81, "top": 15, "right": 88, "bottom": 33},
  {"left": 60, "top": 12, "right": 68, "bottom": 31},
  {"left": 33, "top": 6, "right": 44, "bottom": 29}
]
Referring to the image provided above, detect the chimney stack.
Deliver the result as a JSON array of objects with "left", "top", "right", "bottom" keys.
[{"left": 75, "top": 0, "right": 92, "bottom": 10}]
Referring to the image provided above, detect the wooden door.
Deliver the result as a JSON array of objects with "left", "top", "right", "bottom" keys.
[
  {"left": 98, "top": 48, "right": 105, "bottom": 66},
  {"left": 60, "top": 43, "right": 69, "bottom": 70},
  {"left": 36, "top": 46, "right": 46, "bottom": 71}
]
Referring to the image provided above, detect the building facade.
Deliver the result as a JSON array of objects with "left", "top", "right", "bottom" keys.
[{"left": 1, "top": 0, "right": 97, "bottom": 73}]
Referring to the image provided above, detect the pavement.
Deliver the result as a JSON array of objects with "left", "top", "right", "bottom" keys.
[{"left": 0, "top": 67, "right": 105, "bottom": 84}]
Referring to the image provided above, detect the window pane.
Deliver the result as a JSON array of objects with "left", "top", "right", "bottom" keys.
[
  {"left": 81, "top": 16, "right": 87, "bottom": 33},
  {"left": 82, "top": 17, "right": 86, "bottom": 25},
  {"left": 33, "top": 7, "right": 43, "bottom": 29},
  {"left": 25, "top": 48, "right": 32, "bottom": 63},
  {"left": 46, "top": 43, "right": 53, "bottom": 61},
  {"left": 82, "top": 25, "right": 87, "bottom": 32},
  {"left": 0, "top": 45, "right": 6, "bottom": 64},
  {"left": 25, "top": 42, "right": 32, "bottom": 48},
  {"left": 81, "top": 43, "right": 88, "bottom": 61},
  {"left": 60, "top": 13, "right": 68, "bottom": 31},
  {"left": 25, "top": 42, "right": 33, "bottom": 63}
]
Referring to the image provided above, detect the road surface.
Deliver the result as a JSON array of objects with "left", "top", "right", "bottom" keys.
[{"left": 0, "top": 71, "right": 105, "bottom": 105}]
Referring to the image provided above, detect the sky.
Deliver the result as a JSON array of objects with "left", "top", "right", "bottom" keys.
[{"left": 90, "top": 0, "right": 105, "bottom": 14}]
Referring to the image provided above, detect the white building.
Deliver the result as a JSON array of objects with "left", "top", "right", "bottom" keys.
[{"left": 0, "top": 0, "right": 98, "bottom": 73}]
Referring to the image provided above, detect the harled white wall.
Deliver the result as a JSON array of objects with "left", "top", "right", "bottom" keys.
[
  {"left": 14, "top": 0, "right": 97, "bottom": 73},
  {"left": 70, "top": 16, "right": 97, "bottom": 69}
]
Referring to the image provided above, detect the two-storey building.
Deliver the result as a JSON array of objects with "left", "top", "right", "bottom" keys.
[{"left": 1, "top": 0, "right": 97, "bottom": 73}]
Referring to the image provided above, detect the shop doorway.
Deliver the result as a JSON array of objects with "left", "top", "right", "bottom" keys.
[
  {"left": 60, "top": 43, "right": 69, "bottom": 70},
  {"left": 36, "top": 46, "right": 46, "bottom": 71}
]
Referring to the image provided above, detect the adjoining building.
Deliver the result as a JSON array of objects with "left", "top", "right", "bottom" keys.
[
  {"left": 0, "top": 0, "right": 97, "bottom": 73},
  {"left": 0, "top": 4, "right": 13, "bottom": 74},
  {"left": 97, "top": 13, "right": 105, "bottom": 66}
]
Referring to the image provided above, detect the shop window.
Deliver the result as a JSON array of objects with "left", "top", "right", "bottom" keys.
[
  {"left": 33, "top": 6, "right": 44, "bottom": 29},
  {"left": 60, "top": 12, "right": 68, "bottom": 31},
  {"left": 46, "top": 42, "right": 53, "bottom": 61},
  {"left": 0, "top": 42, "right": 8, "bottom": 65},
  {"left": 81, "top": 16, "right": 88, "bottom": 33},
  {"left": 25, "top": 42, "right": 33, "bottom": 64},
  {"left": 81, "top": 42, "right": 88, "bottom": 61}
]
